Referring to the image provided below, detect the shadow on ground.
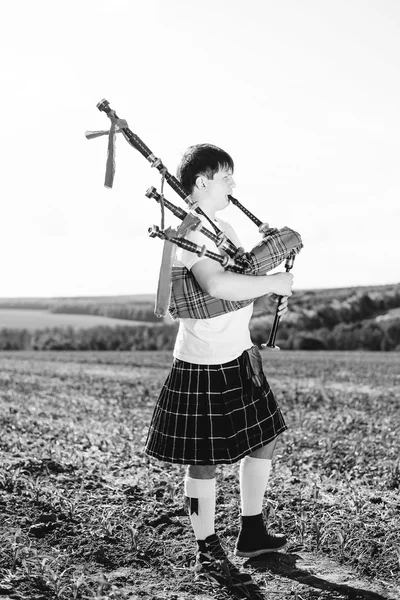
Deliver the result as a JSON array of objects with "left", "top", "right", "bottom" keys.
[{"left": 246, "top": 552, "right": 397, "bottom": 600}]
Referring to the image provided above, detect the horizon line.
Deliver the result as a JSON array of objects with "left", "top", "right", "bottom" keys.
[{"left": 0, "top": 281, "right": 399, "bottom": 301}]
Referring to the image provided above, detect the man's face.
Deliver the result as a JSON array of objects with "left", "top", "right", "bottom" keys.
[{"left": 206, "top": 168, "right": 236, "bottom": 210}]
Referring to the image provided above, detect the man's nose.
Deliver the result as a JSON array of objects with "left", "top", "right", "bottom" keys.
[{"left": 230, "top": 177, "right": 236, "bottom": 188}]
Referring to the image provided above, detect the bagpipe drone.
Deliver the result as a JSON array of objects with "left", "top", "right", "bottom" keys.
[{"left": 86, "top": 99, "right": 303, "bottom": 349}]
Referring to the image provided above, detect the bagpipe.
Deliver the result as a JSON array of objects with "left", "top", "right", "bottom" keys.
[{"left": 86, "top": 99, "right": 303, "bottom": 349}]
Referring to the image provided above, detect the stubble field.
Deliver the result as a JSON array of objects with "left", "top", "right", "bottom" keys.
[{"left": 0, "top": 350, "right": 399, "bottom": 600}]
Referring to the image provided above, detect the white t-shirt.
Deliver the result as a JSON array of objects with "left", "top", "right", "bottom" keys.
[{"left": 173, "top": 215, "right": 254, "bottom": 365}]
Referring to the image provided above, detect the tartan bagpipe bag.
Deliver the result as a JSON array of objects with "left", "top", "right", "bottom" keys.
[{"left": 169, "top": 225, "right": 303, "bottom": 320}]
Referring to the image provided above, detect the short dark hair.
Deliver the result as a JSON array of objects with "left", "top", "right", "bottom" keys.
[{"left": 177, "top": 143, "right": 234, "bottom": 194}]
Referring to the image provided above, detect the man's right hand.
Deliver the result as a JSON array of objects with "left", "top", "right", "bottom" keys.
[{"left": 268, "top": 272, "right": 294, "bottom": 297}]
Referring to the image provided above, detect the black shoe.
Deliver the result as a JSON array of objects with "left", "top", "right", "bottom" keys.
[
  {"left": 235, "top": 514, "right": 287, "bottom": 558},
  {"left": 195, "top": 533, "right": 253, "bottom": 586}
]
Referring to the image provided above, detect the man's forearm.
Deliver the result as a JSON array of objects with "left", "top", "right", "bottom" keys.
[{"left": 209, "top": 271, "right": 280, "bottom": 301}]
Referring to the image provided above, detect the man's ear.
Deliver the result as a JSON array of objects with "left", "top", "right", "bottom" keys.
[{"left": 195, "top": 175, "right": 207, "bottom": 190}]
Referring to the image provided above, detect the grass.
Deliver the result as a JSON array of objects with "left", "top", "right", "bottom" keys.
[{"left": 0, "top": 350, "right": 399, "bottom": 599}]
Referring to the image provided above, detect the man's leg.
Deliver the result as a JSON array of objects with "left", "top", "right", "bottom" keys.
[
  {"left": 185, "top": 465, "right": 216, "bottom": 541},
  {"left": 235, "top": 437, "right": 287, "bottom": 557},
  {"left": 239, "top": 438, "right": 276, "bottom": 517},
  {"left": 185, "top": 465, "right": 253, "bottom": 585}
]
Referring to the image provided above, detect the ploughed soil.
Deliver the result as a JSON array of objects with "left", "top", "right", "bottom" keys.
[{"left": 0, "top": 350, "right": 399, "bottom": 599}]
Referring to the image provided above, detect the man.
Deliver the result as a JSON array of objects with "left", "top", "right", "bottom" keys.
[{"left": 145, "top": 144, "right": 293, "bottom": 584}]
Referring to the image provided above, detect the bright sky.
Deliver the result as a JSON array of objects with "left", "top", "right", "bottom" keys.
[{"left": 1, "top": 0, "right": 399, "bottom": 298}]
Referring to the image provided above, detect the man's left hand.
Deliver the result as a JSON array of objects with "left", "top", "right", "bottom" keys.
[
  {"left": 253, "top": 294, "right": 289, "bottom": 318},
  {"left": 275, "top": 295, "right": 289, "bottom": 319}
]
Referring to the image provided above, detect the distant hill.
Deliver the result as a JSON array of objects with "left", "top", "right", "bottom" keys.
[
  {"left": 0, "top": 309, "right": 160, "bottom": 332},
  {"left": 0, "top": 294, "right": 160, "bottom": 326},
  {"left": 252, "top": 282, "right": 400, "bottom": 351},
  {"left": 0, "top": 283, "right": 399, "bottom": 350},
  {"left": 1, "top": 284, "right": 399, "bottom": 317}
]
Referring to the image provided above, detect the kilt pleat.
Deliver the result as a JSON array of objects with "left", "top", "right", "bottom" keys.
[{"left": 144, "top": 347, "right": 287, "bottom": 465}]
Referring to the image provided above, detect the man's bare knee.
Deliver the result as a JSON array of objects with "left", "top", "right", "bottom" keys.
[
  {"left": 249, "top": 437, "right": 278, "bottom": 460},
  {"left": 187, "top": 465, "right": 216, "bottom": 479}
]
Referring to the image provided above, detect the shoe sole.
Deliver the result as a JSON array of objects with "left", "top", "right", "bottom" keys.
[{"left": 234, "top": 542, "right": 287, "bottom": 558}]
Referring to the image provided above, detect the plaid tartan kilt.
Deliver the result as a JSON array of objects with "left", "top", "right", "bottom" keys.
[{"left": 145, "top": 348, "right": 287, "bottom": 465}]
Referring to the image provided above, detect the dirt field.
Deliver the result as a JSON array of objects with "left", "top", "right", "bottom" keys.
[{"left": 0, "top": 350, "right": 399, "bottom": 600}]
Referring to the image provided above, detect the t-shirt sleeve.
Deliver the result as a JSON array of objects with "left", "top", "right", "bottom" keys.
[
  {"left": 216, "top": 218, "right": 242, "bottom": 249},
  {"left": 174, "top": 218, "right": 243, "bottom": 271},
  {"left": 175, "top": 228, "right": 214, "bottom": 270}
]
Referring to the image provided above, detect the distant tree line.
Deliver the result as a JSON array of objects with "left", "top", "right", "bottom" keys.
[
  {"left": 251, "top": 317, "right": 400, "bottom": 351},
  {"left": 249, "top": 289, "right": 400, "bottom": 351},
  {"left": 292, "top": 289, "right": 400, "bottom": 330},
  {"left": 0, "top": 324, "right": 178, "bottom": 351},
  {"left": 1, "top": 317, "right": 399, "bottom": 352}
]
